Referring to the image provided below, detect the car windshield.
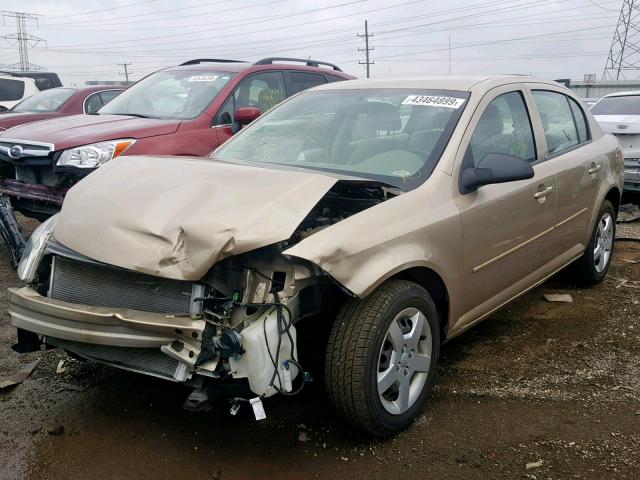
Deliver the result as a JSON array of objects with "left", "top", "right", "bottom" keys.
[
  {"left": 11, "top": 88, "right": 77, "bottom": 112},
  {"left": 591, "top": 95, "right": 640, "bottom": 115},
  {"left": 98, "top": 69, "right": 234, "bottom": 119},
  {"left": 213, "top": 88, "right": 469, "bottom": 189}
]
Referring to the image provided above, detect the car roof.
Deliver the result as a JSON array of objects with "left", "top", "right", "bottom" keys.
[
  {"left": 163, "top": 59, "right": 355, "bottom": 78},
  {"left": 603, "top": 90, "right": 640, "bottom": 98},
  {"left": 76, "top": 85, "right": 127, "bottom": 93},
  {"left": 312, "top": 74, "right": 560, "bottom": 93}
]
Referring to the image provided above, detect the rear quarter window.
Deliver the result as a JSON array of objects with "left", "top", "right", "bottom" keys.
[{"left": 0, "top": 78, "right": 25, "bottom": 101}]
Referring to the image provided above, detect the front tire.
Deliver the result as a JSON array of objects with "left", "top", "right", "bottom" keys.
[
  {"left": 325, "top": 279, "right": 440, "bottom": 436},
  {"left": 567, "top": 200, "right": 616, "bottom": 285}
]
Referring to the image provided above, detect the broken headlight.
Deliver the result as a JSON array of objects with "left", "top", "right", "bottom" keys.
[
  {"left": 57, "top": 139, "right": 135, "bottom": 169},
  {"left": 17, "top": 215, "right": 58, "bottom": 283}
]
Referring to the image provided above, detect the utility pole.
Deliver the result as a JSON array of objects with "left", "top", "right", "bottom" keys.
[
  {"left": 603, "top": 0, "right": 640, "bottom": 79},
  {"left": 0, "top": 11, "right": 45, "bottom": 71},
  {"left": 118, "top": 62, "right": 132, "bottom": 83},
  {"left": 357, "top": 20, "right": 374, "bottom": 78}
]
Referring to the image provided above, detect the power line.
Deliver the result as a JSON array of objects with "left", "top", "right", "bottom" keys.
[
  {"left": 47, "top": 0, "right": 373, "bottom": 47},
  {"left": 588, "top": 0, "right": 621, "bottom": 11},
  {"left": 0, "top": 11, "right": 45, "bottom": 71},
  {"left": 45, "top": 0, "right": 162, "bottom": 20},
  {"left": 358, "top": 20, "right": 374, "bottom": 78},
  {"left": 44, "top": 0, "right": 570, "bottom": 54}
]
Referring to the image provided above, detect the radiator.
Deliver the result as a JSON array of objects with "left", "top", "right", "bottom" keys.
[
  {"left": 47, "top": 336, "right": 181, "bottom": 381},
  {"left": 49, "top": 255, "right": 201, "bottom": 315}
]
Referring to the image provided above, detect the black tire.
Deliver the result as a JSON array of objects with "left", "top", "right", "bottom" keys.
[
  {"left": 567, "top": 200, "right": 616, "bottom": 285},
  {"left": 325, "top": 279, "right": 440, "bottom": 436}
]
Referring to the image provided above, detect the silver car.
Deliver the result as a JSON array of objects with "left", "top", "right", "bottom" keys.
[{"left": 591, "top": 90, "right": 640, "bottom": 192}]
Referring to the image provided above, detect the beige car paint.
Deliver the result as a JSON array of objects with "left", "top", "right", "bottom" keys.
[
  {"left": 15, "top": 75, "right": 624, "bottom": 348},
  {"left": 53, "top": 155, "right": 338, "bottom": 281},
  {"left": 9, "top": 285, "right": 206, "bottom": 349}
]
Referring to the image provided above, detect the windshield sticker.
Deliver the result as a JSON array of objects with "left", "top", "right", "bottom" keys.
[
  {"left": 188, "top": 75, "right": 219, "bottom": 82},
  {"left": 392, "top": 170, "right": 411, "bottom": 178},
  {"left": 401, "top": 95, "right": 465, "bottom": 109}
]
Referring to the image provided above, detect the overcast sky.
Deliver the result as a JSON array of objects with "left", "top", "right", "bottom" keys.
[{"left": 0, "top": 0, "right": 624, "bottom": 85}]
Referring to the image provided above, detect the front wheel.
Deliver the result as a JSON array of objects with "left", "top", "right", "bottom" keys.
[
  {"left": 567, "top": 200, "right": 616, "bottom": 285},
  {"left": 325, "top": 279, "right": 440, "bottom": 436}
]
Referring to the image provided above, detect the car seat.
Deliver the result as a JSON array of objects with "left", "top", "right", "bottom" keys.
[{"left": 346, "top": 102, "right": 408, "bottom": 164}]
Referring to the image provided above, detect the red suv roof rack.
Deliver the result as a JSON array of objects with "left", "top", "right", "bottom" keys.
[
  {"left": 180, "top": 59, "right": 247, "bottom": 66},
  {"left": 253, "top": 57, "right": 343, "bottom": 72}
]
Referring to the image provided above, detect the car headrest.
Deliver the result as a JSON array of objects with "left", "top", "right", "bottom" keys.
[{"left": 365, "top": 102, "right": 402, "bottom": 132}]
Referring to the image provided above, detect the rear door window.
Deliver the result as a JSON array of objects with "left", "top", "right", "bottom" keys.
[
  {"left": 100, "top": 90, "right": 122, "bottom": 105},
  {"left": 532, "top": 90, "right": 580, "bottom": 155},
  {"left": 568, "top": 98, "right": 590, "bottom": 143},
  {"left": 0, "top": 78, "right": 25, "bottom": 101},
  {"left": 85, "top": 93, "right": 103, "bottom": 114},
  {"left": 85, "top": 90, "right": 124, "bottom": 113},
  {"left": 288, "top": 71, "right": 327, "bottom": 95}
]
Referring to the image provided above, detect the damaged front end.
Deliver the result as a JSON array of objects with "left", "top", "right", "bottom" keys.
[{"left": 9, "top": 178, "right": 396, "bottom": 410}]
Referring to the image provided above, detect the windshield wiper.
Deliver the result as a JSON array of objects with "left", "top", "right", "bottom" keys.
[{"left": 107, "top": 112, "right": 159, "bottom": 119}]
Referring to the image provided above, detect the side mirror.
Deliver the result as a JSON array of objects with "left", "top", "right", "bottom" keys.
[
  {"left": 460, "top": 153, "right": 534, "bottom": 194},
  {"left": 232, "top": 107, "right": 261, "bottom": 133}
]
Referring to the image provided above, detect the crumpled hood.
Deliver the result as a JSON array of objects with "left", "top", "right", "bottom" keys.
[
  {"left": 1, "top": 114, "right": 180, "bottom": 149},
  {"left": 53, "top": 156, "right": 338, "bottom": 280},
  {"left": 593, "top": 114, "right": 640, "bottom": 134}
]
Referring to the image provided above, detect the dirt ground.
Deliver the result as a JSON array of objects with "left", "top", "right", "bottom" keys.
[{"left": 1, "top": 211, "right": 639, "bottom": 480}]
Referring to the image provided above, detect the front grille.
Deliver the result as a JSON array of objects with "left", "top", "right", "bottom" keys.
[
  {"left": 47, "top": 336, "right": 181, "bottom": 380},
  {"left": 0, "top": 140, "right": 54, "bottom": 165},
  {"left": 49, "top": 255, "right": 199, "bottom": 314}
]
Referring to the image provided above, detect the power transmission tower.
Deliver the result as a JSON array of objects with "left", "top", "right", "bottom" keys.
[
  {"left": 357, "top": 20, "right": 374, "bottom": 78},
  {"left": 118, "top": 62, "right": 132, "bottom": 83},
  {"left": 603, "top": 0, "right": 640, "bottom": 80},
  {"left": 0, "top": 11, "right": 45, "bottom": 71}
]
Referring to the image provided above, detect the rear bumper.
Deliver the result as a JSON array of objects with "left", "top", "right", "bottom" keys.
[
  {"left": 624, "top": 158, "right": 640, "bottom": 192},
  {"left": 8, "top": 286, "right": 206, "bottom": 349}
]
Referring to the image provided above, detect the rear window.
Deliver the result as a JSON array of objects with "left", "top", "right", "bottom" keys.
[
  {"left": 0, "top": 78, "right": 25, "bottom": 101},
  {"left": 288, "top": 71, "right": 326, "bottom": 95},
  {"left": 12, "top": 88, "right": 77, "bottom": 112},
  {"left": 591, "top": 95, "right": 640, "bottom": 115}
]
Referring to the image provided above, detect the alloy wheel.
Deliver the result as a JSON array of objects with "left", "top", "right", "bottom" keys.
[
  {"left": 594, "top": 212, "right": 614, "bottom": 273},
  {"left": 377, "top": 307, "right": 432, "bottom": 415}
]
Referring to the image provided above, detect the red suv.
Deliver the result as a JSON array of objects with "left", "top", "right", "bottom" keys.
[{"left": 0, "top": 58, "right": 354, "bottom": 265}]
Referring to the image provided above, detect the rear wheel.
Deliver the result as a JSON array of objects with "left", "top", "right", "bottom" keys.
[
  {"left": 325, "top": 279, "right": 440, "bottom": 436},
  {"left": 567, "top": 200, "right": 616, "bottom": 285}
]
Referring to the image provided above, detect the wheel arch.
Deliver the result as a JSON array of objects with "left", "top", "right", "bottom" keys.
[
  {"left": 604, "top": 186, "right": 621, "bottom": 215},
  {"left": 390, "top": 266, "right": 450, "bottom": 342}
]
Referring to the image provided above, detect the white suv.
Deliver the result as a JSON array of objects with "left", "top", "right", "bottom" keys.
[{"left": 0, "top": 74, "right": 39, "bottom": 111}]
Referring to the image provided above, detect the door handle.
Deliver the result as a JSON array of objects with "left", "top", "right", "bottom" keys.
[
  {"left": 588, "top": 163, "right": 602, "bottom": 174},
  {"left": 534, "top": 186, "right": 554, "bottom": 199}
]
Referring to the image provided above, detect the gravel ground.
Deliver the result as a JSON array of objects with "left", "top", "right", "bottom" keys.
[{"left": 0, "top": 214, "right": 638, "bottom": 480}]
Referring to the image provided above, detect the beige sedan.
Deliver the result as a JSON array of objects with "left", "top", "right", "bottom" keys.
[{"left": 9, "top": 75, "right": 623, "bottom": 436}]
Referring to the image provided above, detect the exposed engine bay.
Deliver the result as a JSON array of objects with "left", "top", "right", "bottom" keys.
[{"left": 11, "top": 179, "right": 399, "bottom": 414}]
